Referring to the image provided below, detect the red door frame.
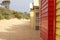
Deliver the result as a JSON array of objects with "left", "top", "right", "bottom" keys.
[{"left": 48, "top": 0, "right": 56, "bottom": 40}]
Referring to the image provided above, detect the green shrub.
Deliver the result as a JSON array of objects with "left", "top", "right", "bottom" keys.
[
  {"left": 2, "top": 12, "right": 10, "bottom": 19},
  {"left": 13, "top": 12, "right": 22, "bottom": 19},
  {"left": 0, "top": 13, "right": 4, "bottom": 20}
]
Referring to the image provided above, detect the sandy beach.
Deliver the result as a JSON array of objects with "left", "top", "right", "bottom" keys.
[{"left": 0, "top": 18, "right": 41, "bottom": 40}]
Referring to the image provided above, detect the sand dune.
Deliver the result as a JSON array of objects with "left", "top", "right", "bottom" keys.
[
  {"left": 0, "top": 18, "right": 41, "bottom": 40},
  {"left": 0, "top": 18, "right": 30, "bottom": 32}
]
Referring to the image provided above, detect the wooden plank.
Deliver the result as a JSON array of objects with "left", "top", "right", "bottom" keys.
[
  {"left": 56, "top": 2, "right": 60, "bottom": 9},
  {"left": 56, "top": 0, "right": 60, "bottom": 3},
  {"left": 56, "top": 9, "right": 60, "bottom": 15},
  {"left": 56, "top": 16, "right": 60, "bottom": 21},
  {"left": 56, "top": 34, "right": 60, "bottom": 40},
  {"left": 56, "top": 29, "right": 60, "bottom": 36},
  {"left": 56, "top": 22, "right": 60, "bottom": 28}
]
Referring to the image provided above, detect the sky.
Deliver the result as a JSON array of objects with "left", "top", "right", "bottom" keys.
[{"left": 0, "top": 0, "right": 33, "bottom": 13}]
